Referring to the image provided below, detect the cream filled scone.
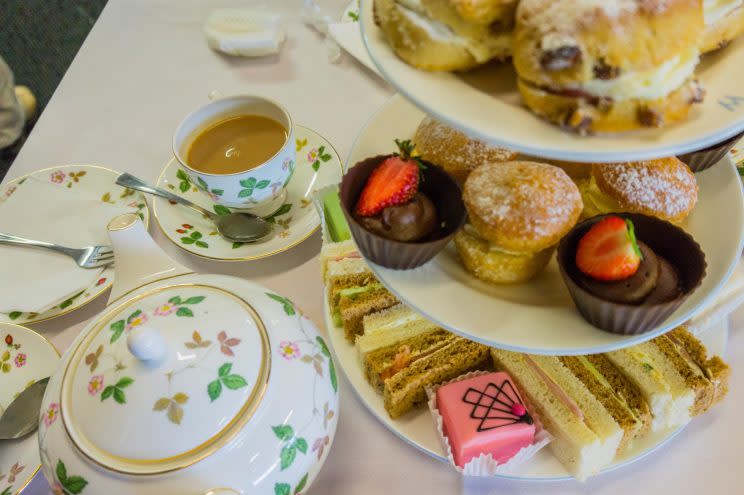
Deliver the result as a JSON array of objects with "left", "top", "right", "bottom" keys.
[
  {"left": 457, "top": 161, "right": 582, "bottom": 284},
  {"left": 701, "top": 1, "right": 744, "bottom": 52},
  {"left": 579, "top": 158, "right": 698, "bottom": 224},
  {"left": 413, "top": 116, "right": 517, "bottom": 185},
  {"left": 513, "top": 0, "right": 705, "bottom": 133},
  {"left": 374, "top": 0, "right": 516, "bottom": 71}
]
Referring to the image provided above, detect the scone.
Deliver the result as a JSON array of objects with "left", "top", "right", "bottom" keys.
[
  {"left": 578, "top": 157, "right": 698, "bottom": 224},
  {"left": 374, "top": 0, "right": 517, "bottom": 71},
  {"left": 413, "top": 116, "right": 517, "bottom": 185},
  {"left": 513, "top": 0, "right": 705, "bottom": 133},
  {"left": 701, "top": 1, "right": 744, "bottom": 52},
  {"left": 456, "top": 161, "right": 582, "bottom": 284}
]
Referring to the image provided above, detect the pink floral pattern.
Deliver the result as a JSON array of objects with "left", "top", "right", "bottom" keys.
[
  {"left": 44, "top": 402, "right": 60, "bottom": 427},
  {"left": 154, "top": 302, "right": 177, "bottom": 317},
  {"left": 13, "top": 352, "right": 26, "bottom": 367},
  {"left": 126, "top": 312, "right": 148, "bottom": 330},
  {"left": 50, "top": 170, "right": 66, "bottom": 184},
  {"left": 88, "top": 375, "right": 104, "bottom": 395},
  {"left": 278, "top": 341, "right": 301, "bottom": 360},
  {"left": 306, "top": 148, "right": 319, "bottom": 163},
  {"left": 51, "top": 481, "right": 65, "bottom": 495},
  {"left": 4, "top": 185, "right": 16, "bottom": 197},
  {"left": 312, "top": 436, "right": 330, "bottom": 460}
]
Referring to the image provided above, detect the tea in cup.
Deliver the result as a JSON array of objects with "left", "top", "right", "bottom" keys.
[{"left": 173, "top": 95, "right": 296, "bottom": 213}]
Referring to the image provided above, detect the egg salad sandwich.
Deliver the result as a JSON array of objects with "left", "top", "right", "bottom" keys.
[
  {"left": 490, "top": 348, "right": 625, "bottom": 480},
  {"left": 559, "top": 354, "right": 652, "bottom": 449}
]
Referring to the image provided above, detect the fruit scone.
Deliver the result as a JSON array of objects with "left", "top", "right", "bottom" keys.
[
  {"left": 701, "top": 0, "right": 744, "bottom": 52},
  {"left": 513, "top": 0, "right": 706, "bottom": 133},
  {"left": 374, "top": 0, "right": 518, "bottom": 71}
]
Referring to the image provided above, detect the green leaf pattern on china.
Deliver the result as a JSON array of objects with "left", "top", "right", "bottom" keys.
[
  {"left": 207, "top": 362, "right": 248, "bottom": 401},
  {"left": 56, "top": 459, "right": 88, "bottom": 494},
  {"left": 294, "top": 474, "right": 309, "bottom": 494},
  {"left": 1, "top": 487, "right": 12, "bottom": 495},
  {"left": 311, "top": 145, "right": 333, "bottom": 172},
  {"left": 238, "top": 177, "right": 270, "bottom": 198},
  {"left": 266, "top": 293, "right": 296, "bottom": 316},
  {"left": 176, "top": 169, "right": 191, "bottom": 193},
  {"left": 213, "top": 204, "right": 231, "bottom": 216},
  {"left": 272, "top": 423, "right": 309, "bottom": 471},
  {"left": 181, "top": 229, "right": 208, "bottom": 249},
  {"left": 197, "top": 177, "right": 209, "bottom": 190},
  {"left": 265, "top": 203, "right": 292, "bottom": 224},
  {"left": 8, "top": 311, "right": 21, "bottom": 320},
  {"left": 101, "top": 376, "right": 134, "bottom": 404},
  {"left": 275, "top": 484, "right": 291, "bottom": 495},
  {"left": 109, "top": 319, "right": 126, "bottom": 344},
  {"left": 316, "top": 336, "right": 338, "bottom": 393}
]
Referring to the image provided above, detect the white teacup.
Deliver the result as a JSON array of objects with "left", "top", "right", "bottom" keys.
[{"left": 172, "top": 95, "right": 296, "bottom": 213}]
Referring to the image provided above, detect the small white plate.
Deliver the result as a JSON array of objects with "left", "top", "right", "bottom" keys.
[
  {"left": 153, "top": 126, "right": 342, "bottom": 261},
  {"left": 359, "top": 0, "right": 744, "bottom": 162},
  {"left": 0, "top": 323, "right": 60, "bottom": 494},
  {"left": 348, "top": 94, "right": 744, "bottom": 355},
  {"left": 322, "top": 290, "right": 730, "bottom": 481},
  {"left": 0, "top": 165, "right": 150, "bottom": 325}
]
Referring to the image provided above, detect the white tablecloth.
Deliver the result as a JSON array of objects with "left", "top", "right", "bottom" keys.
[{"left": 4, "top": 1, "right": 744, "bottom": 493}]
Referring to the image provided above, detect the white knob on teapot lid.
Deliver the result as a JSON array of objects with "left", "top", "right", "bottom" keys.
[{"left": 127, "top": 326, "right": 167, "bottom": 362}]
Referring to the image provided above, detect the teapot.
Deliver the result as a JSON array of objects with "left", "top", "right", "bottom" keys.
[{"left": 38, "top": 214, "right": 339, "bottom": 494}]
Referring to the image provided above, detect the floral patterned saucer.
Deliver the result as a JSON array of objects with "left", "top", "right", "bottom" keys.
[
  {"left": 153, "top": 126, "right": 342, "bottom": 261},
  {"left": 0, "top": 165, "right": 150, "bottom": 325},
  {"left": 0, "top": 322, "right": 60, "bottom": 495}
]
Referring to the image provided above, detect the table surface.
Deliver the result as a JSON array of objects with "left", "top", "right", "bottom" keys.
[{"left": 4, "top": 1, "right": 744, "bottom": 494}]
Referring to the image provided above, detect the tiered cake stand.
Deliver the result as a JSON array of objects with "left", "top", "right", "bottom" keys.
[{"left": 323, "top": 0, "right": 744, "bottom": 481}]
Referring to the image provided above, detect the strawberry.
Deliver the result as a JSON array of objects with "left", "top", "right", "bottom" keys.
[
  {"left": 575, "top": 216, "right": 643, "bottom": 281},
  {"left": 355, "top": 139, "right": 425, "bottom": 217}
]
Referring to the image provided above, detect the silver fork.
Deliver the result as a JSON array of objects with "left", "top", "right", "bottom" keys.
[{"left": 0, "top": 232, "right": 114, "bottom": 269}]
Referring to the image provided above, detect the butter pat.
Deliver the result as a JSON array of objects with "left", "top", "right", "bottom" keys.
[{"left": 204, "top": 9, "right": 285, "bottom": 57}]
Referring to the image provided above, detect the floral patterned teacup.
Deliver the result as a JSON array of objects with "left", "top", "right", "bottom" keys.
[{"left": 172, "top": 95, "right": 296, "bottom": 213}]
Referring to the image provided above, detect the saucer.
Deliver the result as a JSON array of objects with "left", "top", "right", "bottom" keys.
[
  {"left": 0, "top": 165, "right": 151, "bottom": 325},
  {"left": 153, "top": 125, "right": 342, "bottom": 261},
  {"left": 0, "top": 323, "right": 60, "bottom": 495}
]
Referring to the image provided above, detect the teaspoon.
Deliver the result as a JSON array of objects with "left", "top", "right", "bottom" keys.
[{"left": 116, "top": 173, "right": 272, "bottom": 243}]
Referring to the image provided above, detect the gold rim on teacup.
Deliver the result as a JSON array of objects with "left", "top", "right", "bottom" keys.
[{"left": 172, "top": 95, "right": 297, "bottom": 212}]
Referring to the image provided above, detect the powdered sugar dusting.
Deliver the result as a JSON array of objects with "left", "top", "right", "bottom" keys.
[
  {"left": 597, "top": 159, "right": 697, "bottom": 218},
  {"left": 465, "top": 162, "right": 582, "bottom": 238},
  {"left": 415, "top": 117, "right": 515, "bottom": 170}
]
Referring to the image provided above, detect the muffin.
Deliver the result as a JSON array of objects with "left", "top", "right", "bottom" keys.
[
  {"left": 413, "top": 116, "right": 517, "bottom": 185},
  {"left": 513, "top": 0, "right": 705, "bottom": 133},
  {"left": 374, "top": 0, "right": 516, "bottom": 71},
  {"left": 456, "top": 161, "right": 582, "bottom": 284},
  {"left": 557, "top": 213, "right": 706, "bottom": 335},
  {"left": 578, "top": 158, "right": 698, "bottom": 224},
  {"left": 701, "top": 1, "right": 744, "bottom": 52}
]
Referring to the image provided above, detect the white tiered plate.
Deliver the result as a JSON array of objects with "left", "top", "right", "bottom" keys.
[
  {"left": 359, "top": 0, "right": 744, "bottom": 162},
  {"left": 323, "top": 291, "right": 730, "bottom": 481},
  {"left": 347, "top": 94, "right": 744, "bottom": 355}
]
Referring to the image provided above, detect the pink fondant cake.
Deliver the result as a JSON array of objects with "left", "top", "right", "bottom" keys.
[{"left": 436, "top": 372, "right": 535, "bottom": 467}]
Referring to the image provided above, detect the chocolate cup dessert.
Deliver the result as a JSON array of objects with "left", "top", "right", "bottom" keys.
[
  {"left": 557, "top": 213, "right": 706, "bottom": 335},
  {"left": 677, "top": 131, "right": 743, "bottom": 173},
  {"left": 340, "top": 155, "right": 466, "bottom": 270}
]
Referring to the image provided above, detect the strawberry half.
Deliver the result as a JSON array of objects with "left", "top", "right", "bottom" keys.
[
  {"left": 575, "top": 216, "right": 643, "bottom": 281},
  {"left": 355, "top": 139, "right": 424, "bottom": 217}
]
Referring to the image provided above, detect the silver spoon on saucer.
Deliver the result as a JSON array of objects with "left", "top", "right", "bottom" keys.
[
  {"left": 116, "top": 173, "right": 272, "bottom": 243},
  {"left": 0, "top": 377, "right": 49, "bottom": 440}
]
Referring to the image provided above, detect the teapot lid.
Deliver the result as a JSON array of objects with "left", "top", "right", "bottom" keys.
[{"left": 60, "top": 283, "right": 271, "bottom": 474}]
